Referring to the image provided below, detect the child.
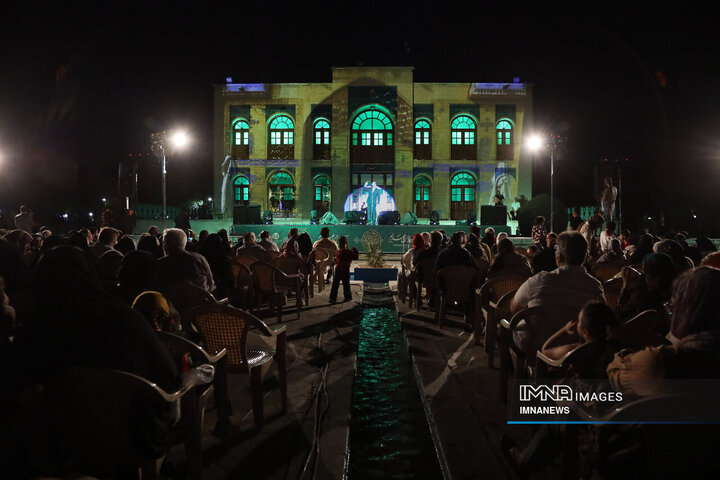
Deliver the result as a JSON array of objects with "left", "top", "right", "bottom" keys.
[{"left": 330, "top": 236, "right": 359, "bottom": 303}]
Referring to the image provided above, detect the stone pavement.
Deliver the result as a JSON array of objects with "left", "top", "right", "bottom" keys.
[{"left": 162, "top": 257, "right": 558, "bottom": 479}]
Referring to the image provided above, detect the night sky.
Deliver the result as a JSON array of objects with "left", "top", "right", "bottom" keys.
[{"left": 1, "top": 1, "right": 719, "bottom": 232}]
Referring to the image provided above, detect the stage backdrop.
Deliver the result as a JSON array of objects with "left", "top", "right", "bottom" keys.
[{"left": 230, "top": 224, "right": 511, "bottom": 253}]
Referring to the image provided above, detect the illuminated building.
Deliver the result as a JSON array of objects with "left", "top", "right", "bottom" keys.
[{"left": 213, "top": 67, "right": 533, "bottom": 222}]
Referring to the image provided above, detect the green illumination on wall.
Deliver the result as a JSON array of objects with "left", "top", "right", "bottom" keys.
[
  {"left": 233, "top": 175, "right": 250, "bottom": 201},
  {"left": 496, "top": 119, "right": 513, "bottom": 146}
]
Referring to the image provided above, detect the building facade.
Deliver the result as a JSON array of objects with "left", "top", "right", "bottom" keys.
[{"left": 213, "top": 67, "right": 533, "bottom": 223}]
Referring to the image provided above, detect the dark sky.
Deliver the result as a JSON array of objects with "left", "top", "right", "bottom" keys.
[{"left": 1, "top": 1, "right": 719, "bottom": 231}]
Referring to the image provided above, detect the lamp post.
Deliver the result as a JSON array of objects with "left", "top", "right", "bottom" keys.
[
  {"left": 151, "top": 130, "right": 189, "bottom": 230},
  {"left": 527, "top": 134, "right": 566, "bottom": 232}
]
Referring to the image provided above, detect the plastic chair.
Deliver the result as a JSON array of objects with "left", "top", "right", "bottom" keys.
[
  {"left": 273, "top": 256, "right": 310, "bottom": 305},
  {"left": 592, "top": 263, "right": 623, "bottom": 282},
  {"left": 484, "top": 289, "right": 517, "bottom": 368},
  {"left": 499, "top": 305, "right": 580, "bottom": 401},
  {"left": 188, "top": 304, "right": 287, "bottom": 429},
  {"left": 250, "top": 261, "right": 302, "bottom": 323},
  {"left": 475, "top": 274, "right": 530, "bottom": 348},
  {"left": 480, "top": 242, "right": 492, "bottom": 262},
  {"left": 415, "top": 258, "right": 438, "bottom": 310},
  {"left": 23, "top": 366, "right": 194, "bottom": 479},
  {"left": 436, "top": 265, "right": 481, "bottom": 328},
  {"left": 603, "top": 277, "right": 623, "bottom": 309},
  {"left": 232, "top": 262, "right": 253, "bottom": 309},
  {"left": 161, "top": 283, "right": 229, "bottom": 335}
]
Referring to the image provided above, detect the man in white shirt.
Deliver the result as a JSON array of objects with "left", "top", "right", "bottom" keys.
[
  {"left": 599, "top": 221, "right": 617, "bottom": 254},
  {"left": 511, "top": 231, "right": 604, "bottom": 314}
]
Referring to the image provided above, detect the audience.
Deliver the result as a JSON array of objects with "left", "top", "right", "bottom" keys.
[
  {"left": 531, "top": 232, "right": 558, "bottom": 274},
  {"left": 436, "top": 231, "right": 475, "bottom": 270},
  {"left": 260, "top": 230, "right": 280, "bottom": 252},
  {"left": 236, "top": 232, "right": 268, "bottom": 260},
  {"left": 156, "top": 228, "right": 215, "bottom": 292},
  {"left": 91, "top": 227, "right": 120, "bottom": 258},
  {"left": 329, "top": 236, "right": 358, "bottom": 304},
  {"left": 487, "top": 238, "right": 531, "bottom": 279},
  {"left": 201, "top": 233, "right": 235, "bottom": 300},
  {"left": 531, "top": 216, "right": 547, "bottom": 248},
  {"left": 617, "top": 252, "right": 676, "bottom": 321}
]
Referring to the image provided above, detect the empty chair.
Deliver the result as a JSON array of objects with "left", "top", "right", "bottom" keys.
[
  {"left": 161, "top": 283, "right": 228, "bottom": 335},
  {"left": 274, "top": 255, "right": 310, "bottom": 304},
  {"left": 188, "top": 304, "right": 287, "bottom": 429},
  {"left": 436, "top": 265, "right": 481, "bottom": 328},
  {"left": 484, "top": 289, "right": 518, "bottom": 368}
]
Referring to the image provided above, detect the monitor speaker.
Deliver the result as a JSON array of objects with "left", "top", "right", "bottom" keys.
[
  {"left": 481, "top": 205, "right": 507, "bottom": 225},
  {"left": 377, "top": 210, "right": 400, "bottom": 225}
]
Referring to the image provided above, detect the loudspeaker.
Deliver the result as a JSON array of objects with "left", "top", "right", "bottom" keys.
[
  {"left": 481, "top": 205, "right": 507, "bottom": 225},
  {"left": 117, "top": 160, "right": 136, "bottom": 198},
  {"left": 400, "top": 212, "right": 418, "bottom": 225},
  {"left": 343, "top": 211, "right": 363, "bottom": 225},
  {"left": 377, "top": 210, "right": 400, "bottom": 225},
  {"left": 234, "top": 205, "right": 262, "bottom": 224}
]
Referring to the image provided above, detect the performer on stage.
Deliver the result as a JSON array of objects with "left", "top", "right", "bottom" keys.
[
  {"left": 367, "top": 182, "right": 382, "bottom": 225},
  {"left": 601, "top": 176, "right": 618, "bottom": 222}
]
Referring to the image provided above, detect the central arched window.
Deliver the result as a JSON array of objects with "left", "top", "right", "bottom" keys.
[
  {"left": 232, "top": 118, "right": 250, "bottom": 159},
  {"left": 450, "top": 172, "right": 476, "bottom": 220},
  {"left": 233, "top": 175, "right": 250, "bottom": 204},
  {"left": 414, "top": 118, "right": 432, "bottom": 160},
  {"left": 268, "top": 171, "right": 295, "bottom": 213},
  {"left": 313, "top": 118, "right": 331, "bottom": 160},
  {"left": 268, "top": 114, "right": 294, "bottom": 160},
  {"left": 451, "top": 114, "right": 477, "bottom": 160},
  {"left": 350, "top": 105, "right": 394, "bottom": 164},
  {"left": 496, "top": 119, "right": 514, "bottom": 160}
]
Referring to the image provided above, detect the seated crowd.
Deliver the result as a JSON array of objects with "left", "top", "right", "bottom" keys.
[{"left": 1, "top": 209, "right": 720, "bottom": 477}]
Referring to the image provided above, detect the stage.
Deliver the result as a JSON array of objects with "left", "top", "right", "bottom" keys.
[{"left": 230, "top": 223, "right": 513, "bottom": 253}]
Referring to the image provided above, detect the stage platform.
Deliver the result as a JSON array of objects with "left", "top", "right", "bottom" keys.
[{"left": 230, "top": 223, "right": 513, "bottom": 253}]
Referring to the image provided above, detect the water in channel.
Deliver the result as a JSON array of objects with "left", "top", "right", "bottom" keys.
[{"left": 346, "top": 299, "right": 444, "bottom": 479}]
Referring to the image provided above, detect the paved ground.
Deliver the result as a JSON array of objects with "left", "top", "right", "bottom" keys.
[{"left": 162, "top": 256, "right": 559, "bottom": 480}]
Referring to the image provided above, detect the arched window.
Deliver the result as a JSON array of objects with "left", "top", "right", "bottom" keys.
[
  {"left": 450, "top": 172, "right": 476, "bottom": 220},
  {"left": 414, "top": 176, "right": 432, "bottom": 217},
  {"left": 414, "top": 118, "right": 432, "bottom": 160},
  {"left": 496, "top": 119, "right": 514, "bottom": 160},
  {"left": 232, "top": 118, "right": 250, "bottom": 159},
  {"left": 313, "top": 174, "right": 331, "bottom": 215},
  {"left": 268, "top": 114, "right": 294, "bottom": 160},
  {"left": 451, "top": 114, "right": 477, "bottom": 160},
  {"left": 313, "top": 118, "right": 331, "bottom": 160},
  {"left": 268, "top": 171, "right": 295, "bottom": 213},
  {"left": 233, "top": 175, "right": 250, "bottom": 204},
  {"left": 350, "top": 105, "right": 394, "bottom": 164}
]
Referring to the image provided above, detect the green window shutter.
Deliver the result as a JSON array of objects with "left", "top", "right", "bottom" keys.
[{"left": 415, "top": 187, "right": 420, "bottom": 201}]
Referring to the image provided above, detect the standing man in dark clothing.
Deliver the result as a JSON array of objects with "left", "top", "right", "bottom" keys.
[{"left": 329, "top": 236, "right": 358, "bottom": 303}]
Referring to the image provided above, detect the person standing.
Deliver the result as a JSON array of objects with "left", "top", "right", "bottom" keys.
[
  {"left": 13, "top": 206, "right": 34, "bottom": 234},
  {"left": 601, "top": 177, "right": 618, "bottom": 222},
  {"left": 329, "top": 236, "right": 358, "bottom": 303}
]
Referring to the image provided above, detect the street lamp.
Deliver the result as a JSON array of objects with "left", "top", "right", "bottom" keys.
[
  {"left": 527, "top": 133, "right": 566, "bottom": 232},
  {"left": 151, "top": 130, "right": 190, "bottom": 230}
]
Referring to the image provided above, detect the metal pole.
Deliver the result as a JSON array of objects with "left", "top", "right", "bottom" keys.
[
  {"left": 550, "top": 147, "right": 554, "bottom": 232},
  {"left": 618, "top": 168, "right": 622, "bottom": 232},
  {"left": 161, "top": 146, "right": 167, "bottom": 231}
]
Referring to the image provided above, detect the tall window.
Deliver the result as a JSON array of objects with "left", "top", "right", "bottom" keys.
[
  {"left": 350, "top": 106, "right": 394, "bottom": 164},
  {"left": 451, "top": 114, "right": 477, "bottom": 160},
  {"left": 232, "top": 118, "right": 250, "bottom": 159},
  {"left": 450, "top": 172, "right": 476, "bottom": 220},
  {"left": 313, "top": 118, "right": 331, "bottom": 160},
  {"left": 268, "top": 171, "right": 295, "bottom": 213},
  {"left": 414, "top": 118, "right": 432, "bottom": 160},
  {"left": 313, "top": 175, "right": 331, "bottom": 215},
  {"left": 268, "top": 114, "right": 294, "bottom": 160},
  {"left": 350, "top": 172, "right": 393, "bottom": 196},
  {"left": 496, "top": 119, "right": 514, "bottom": 160},
  {"left": 414, "top": 176, "right": 432, "bottom": 217},
  {"left": 233, "top": 175, "right": 250, "bottom": 204}
]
